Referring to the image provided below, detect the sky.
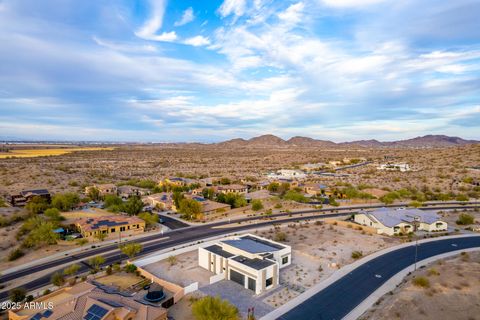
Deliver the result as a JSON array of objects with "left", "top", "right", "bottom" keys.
[{"left": 0, "top": 0, "right": 479, "bottom": 142}]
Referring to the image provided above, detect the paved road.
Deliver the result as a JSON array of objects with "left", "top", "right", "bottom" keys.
[
  {"left": 0, "top": 202, "right": 478, "bottom": 300},
  {"left": 158, "top": 214, "right": 190, "bottom": 229},
  {"left": 278, "top": 236, "right": 480, "bottom": 320}
]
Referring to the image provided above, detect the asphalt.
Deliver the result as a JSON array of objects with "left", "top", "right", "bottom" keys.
[
  {"left": 0, "top": 202, "right": 478, "bottom": 301},
  {"left": 158, "top": 214, "right": 190, "bottom": 229},
  {"left": 278, "top": 236, "right": 480, "bottom": 320}
]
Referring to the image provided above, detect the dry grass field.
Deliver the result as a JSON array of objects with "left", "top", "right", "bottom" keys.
[{"left": 0, "top": 147, "right": 115, "bottom": 159}]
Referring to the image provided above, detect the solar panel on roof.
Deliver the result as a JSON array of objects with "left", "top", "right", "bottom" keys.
[
  {"left": 84, "top": 304, "right": 108, "bottom": 320},
  {"left": 43, "top": 310, "right": 53, "bottom": 318},
  {"left": 31, "top": 313, "right": 42, "bottom": 320}
]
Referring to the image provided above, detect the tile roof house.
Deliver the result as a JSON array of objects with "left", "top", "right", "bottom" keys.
[
  {"left": 118, "top": 186, "right": 151, "bottom": 200},
  {"left": 198, "top": 234, "right": 291, "bottom": 294},
  {"left": 9, "top": 282, "right": 167, "bottom": 320},
  {"left": 354, "top": 208, "right": 447, "bottom": 236},
  {"left": 184, "top": 195, "right": 231, "bottom": 214},
  {"left": 215, "top": 184, "right": 248, "bottom": 194},
  {"left": 75, "top": 215, "right": 145, "bottom": 240},
  {"left": 142, "top": 193, "right": 176, "bottom": 211},
  {"left": 85, "top": 184, "right": 118, "bottom": 197}
]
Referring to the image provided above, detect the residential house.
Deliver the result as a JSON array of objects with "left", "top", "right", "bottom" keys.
[
  {"left": 85, "top": 184, "right": 118, "bottom": 197},
  {"left": 267, "top": 169, "right": 306, "bottom": 180},
  {"left": 142, "top": 193, "right": 176, "bottom": 211},
  {"left": 354, "top": 208, "right": 447, "bottom": 236},
  {"left": 302, "top": 182, "right": 328, "bottom": 196},
  {"left": 9, "top": 282, "right": 167, "bottom": 320},
  {"left": 159, "top": 177, "right": 198, "bottom": 188},
  {"left": 75, "top": 215, "right": 145, "bottom": 240},
  {"left": 377, "top": 163, "right": 411, "bottom": 172},
  {"left": 245, "top": 190, "right": 271, "bottom": 202},
  {"left": 9, "top": 189, "right": 51, "bottom": 206},
  {"left": 118, "top": 185, "right": 151, "bottom": 200},
  {"left": 185, "top": 195, "right": 231, "bottom": 215},
  {"left": 216, "top": 184, "right": 248, "bottom": 194},
  {"left": 198, "top": 234, "right": 291, "bottom": 294}
]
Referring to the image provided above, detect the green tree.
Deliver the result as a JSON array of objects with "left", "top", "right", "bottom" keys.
[
  {"left": 251, "top": 199, "right": 264, "bottom": 211},
  {"left": 179, "top": 198, "right": 203, "bottom": 220},
  {"left": 87, "top": 187, "right": 100, "bottom": 201},
  {"left": 63, "top": 264, "right": 80, "bottom": 276},
  {"left": 22, "top": 220, "right": 59, "bottom": 248},
  {"left": 51, "top": 272, "right": 65, "bottom": 286},
  {"left": 202, "top": 188, "right": 215, "bottom": 200},
  {"left": 172, "top": 191, "right": 184, "bottom": 208},
  {"left": 267, "top": 182, "right": 280, "bottom": 192},
  {"left": 408, "top": 201, "right": 423, "bottom": 208},
  {"left": 138, "top": 212, "right": 159, "bottom": 228},
  {"left": 52, "top": 192, "right": 80, "bottom": 211},
  {"left": 44, "top": 208, "right": 63, "bottom": 221},
  {"left": 192, "top": 296, "right": 240, "bottom": 320},
  {"left": 25, "top": 196, "right": 50, "bottom": 214},
  {"left": 8, "top": 248, "right": 25, "bottom": 261},
  {"left": 104, "top": 194, "right": 123, "bottom": 208},
  {"left": 9, "top": 288, "right": 27, "bottom": 303},
  {"left": 456, "top": 194, "right": 469, "bottom": 202},
  {"left": 88, "top": 255, "right": 105, "bottom": 271},
  {"left": 123, "top": 196, "right": 144, "bottom": 215},
  {"left": 120, "top": 242, "right": 143, "bottom": 259},
  {"left": 283, "top": 190, "right": 307, "bottom": 203},
  {"left": 219, "top": 177, "right": 231, "bottom": 185}
]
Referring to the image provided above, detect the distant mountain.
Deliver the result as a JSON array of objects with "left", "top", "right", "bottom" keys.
[
  {"left": 216, "top": 134, "right": 479, "bottom": 148},
  {"left": 287, "top": 136, "right": 337, "bottom": 147}
]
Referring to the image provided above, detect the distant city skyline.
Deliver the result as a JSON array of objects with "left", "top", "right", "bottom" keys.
[{"left": 0, "top": 0, "right": 479, "bottom": 142}]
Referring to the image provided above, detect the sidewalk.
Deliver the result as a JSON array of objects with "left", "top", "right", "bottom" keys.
[{"left": 260, "top": 234, "right": 480, "bottom": 320}]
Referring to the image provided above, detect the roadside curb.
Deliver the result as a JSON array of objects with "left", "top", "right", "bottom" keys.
[{"left": 260, "top": 234, "right": 480, "bottom": 320}]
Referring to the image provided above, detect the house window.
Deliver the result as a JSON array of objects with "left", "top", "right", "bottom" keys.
[
  {"left": 111, "top": 228, "right": 115, "bottom": 233},
  {"left": 282, "top": 256, "right": 289, "bottom": 265},
  {"left": 265, "top": 277, "right": 273, "bottom": 287},
  {"left": 120, "top": 226, "right": 126, "bottom": 232}
]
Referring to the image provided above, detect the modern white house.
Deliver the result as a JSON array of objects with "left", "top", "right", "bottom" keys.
[
  {"left": 198, "top": 234, "right": 291, "bottom": 294},
  {"left": 377, "top": 163, "right": 411, "bottom": 172},
  {"left": 267, "top": 169, "right": 307, "bottom": 180},
  {"left": 354, "top": 208, "right": 447, "bottom": 236}
]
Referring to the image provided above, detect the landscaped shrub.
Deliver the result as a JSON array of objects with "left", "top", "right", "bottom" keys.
[
  {"left": 456, "top": 213, "right": 474, "bottom": 225},
  {"left": 351, "top": 251, "right": 363, "bottom": 259}
]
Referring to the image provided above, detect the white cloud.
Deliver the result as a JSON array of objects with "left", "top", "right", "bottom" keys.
[
  {"left": 92, "top": 36, "right": 157, "bottom": 52},
  {"left": 218, "top": 0, "right": 246, "bottom": 18},
  {"left": 135, "top": 0, "right": 177, "bottom": 42},
  {"left": 183, "top": 35, "right": 210, "bottom": 47},
  {"left": 321, "top": 0, "right": 387, "bottom": 8},
  {"left": 174, "top": 7, "right": 195, "bottom": 26},
  {"left": 277, "top": 2, "right": 305, "bottom": 26}
]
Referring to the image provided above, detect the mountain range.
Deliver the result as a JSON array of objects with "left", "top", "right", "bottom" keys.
[{"left": 216, "top": 134, "right": 479, "bottom": 148}]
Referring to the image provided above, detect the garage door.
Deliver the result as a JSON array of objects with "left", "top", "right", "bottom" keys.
[{"left": 230, "top": 269, "right": 245, "bottom": 287}]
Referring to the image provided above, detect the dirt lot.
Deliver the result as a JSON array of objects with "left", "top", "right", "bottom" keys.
[
  {"left": 257, "top": 220, "right": 402, "bottom": 307},
  {"left": 439, "top": 209, "right": 480, "bottom": 231},
  {"left": 61, "top": 207, "right": 115, "bottom": 224},
  {"left": 142, "top": 250, "right": 212, "bottom": 287},
  {"left": 96, "top": 272, "right": 144, "bottom": 291},
  {"left": 361, "top": 251, "right": 480, "bottom": 320}
]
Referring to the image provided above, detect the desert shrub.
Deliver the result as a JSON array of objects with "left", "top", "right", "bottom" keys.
[
  {"left": 456, "top": 213, "right": 474, "bottom": 225},
  {"left": 9, "top": 288, "right": 27, "bottom": 302},
  {"left": 51, "top": 272, "right": 65, "bottom": 286},
  {"left": 8, "top": 248, "right": 25, "bottom": 261},
  {"left": 412, "top": 276, "right": 430, "bottom": 288},
  {"left": 274, "top": 232, "right": 287, "bottom": 242},
  {"left": 124, "top": 264, "right": 138, "bottom": 273},
  {"left": 351, "top": 251, "right": 363, "bottom": 259},
  {"left": 251, "top": 199, "right": 264, "bottom": 211}
]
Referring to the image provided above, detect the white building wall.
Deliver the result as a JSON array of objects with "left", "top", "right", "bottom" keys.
[{"left": 198, "top": 247, "right": 210, "bottom": 270}]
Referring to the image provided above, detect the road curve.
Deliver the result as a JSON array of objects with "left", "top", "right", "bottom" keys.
[
  {"left": 277, "top": 236, "right": 480, "bottom": 320},
  {"left": 0, "top": 202, "right": 478, "bottom": 301}
]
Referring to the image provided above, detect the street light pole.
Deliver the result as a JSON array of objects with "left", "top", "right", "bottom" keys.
[{"left": 414, "top": 216, "right": 419, "bottom": 271}]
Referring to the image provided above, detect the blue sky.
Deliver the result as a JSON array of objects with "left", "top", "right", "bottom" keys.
[{"left": 0, "top": 0, "right": 479, "bottom": 142}]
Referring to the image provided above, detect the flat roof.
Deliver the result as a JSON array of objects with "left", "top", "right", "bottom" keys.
[
  {"left": 231, "top": 255, "right": 276, "bottom": 270},
  {"left": 204, "top": 244, "right": 235, "bottom": 258},
  {"left": 222, "top": 235, "right": 284, "bottom": 254}
]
